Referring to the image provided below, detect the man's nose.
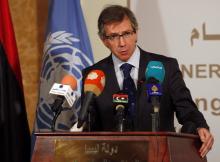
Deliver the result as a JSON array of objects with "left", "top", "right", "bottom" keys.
[{"left": 118, "top": 36, "right": 126, "bottom": 46}]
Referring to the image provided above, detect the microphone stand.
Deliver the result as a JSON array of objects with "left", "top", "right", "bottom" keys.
[
  {"left": 51, "top": 108, "right": 62, "bottom": 132},
  {"left": 87, "top": 105, "right": 94, "bottom": 132},
  {"left": 116, "top": 105, "right": 125, "bottom": 132},
  {"left": 117, "top": 115, "right": 125, "bottom": 132},
  {"left": 151, "top": 97, "right": 160, "bottom": 132},
  {"left": 151, "top": 108, "right": 159, "bottom": 132},
  {"left": 77, "top": 92, "right": 95, "bottom": 128},
  {"left": 51, "top": 97, "right": 64, "bottom": 131}
]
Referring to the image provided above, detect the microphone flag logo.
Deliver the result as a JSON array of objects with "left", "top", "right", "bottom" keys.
[
  {"left": 147, "top": 84, "right": 162, "bottom": 96},
  {"left": 113, "top": 94, "right": 129, "bottom": 103}
]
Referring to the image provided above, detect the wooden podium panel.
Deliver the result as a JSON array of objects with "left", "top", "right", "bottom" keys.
[{"left": 31, "top": 132, "right": 207, "bottom": 162}]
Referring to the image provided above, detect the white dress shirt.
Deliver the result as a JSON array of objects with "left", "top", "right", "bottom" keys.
[{"left": 112, "top": 46, "right": 140, "bottom": 89}]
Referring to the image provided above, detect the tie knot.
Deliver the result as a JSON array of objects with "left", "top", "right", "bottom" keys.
[{"left": 120, "top": 63, "right": 133, "bottom": 78}]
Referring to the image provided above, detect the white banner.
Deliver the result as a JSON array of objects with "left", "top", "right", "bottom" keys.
[{"left": 130, "top": 1, "right": 220, "bottom": 161}]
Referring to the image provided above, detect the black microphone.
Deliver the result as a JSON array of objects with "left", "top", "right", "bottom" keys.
[
  {"left": 77, "top": 70, "right": 105, "bottom": 129},
  {"left": 113, "top": 92, "right": 128, "bottom": 132}
]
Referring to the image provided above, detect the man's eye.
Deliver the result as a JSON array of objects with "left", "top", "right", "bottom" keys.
[
  {"left": 109, "top": 35, "right": 118, "bottom": 40},
  {"left": 124, "top": 32, "right": 130, "bottom": 36}
]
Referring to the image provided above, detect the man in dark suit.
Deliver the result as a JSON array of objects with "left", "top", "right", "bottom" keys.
[{"left": 81, "top": 5, "right": 213, "bottom": 157}]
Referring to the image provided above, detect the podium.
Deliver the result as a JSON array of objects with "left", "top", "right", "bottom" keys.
[{"left": 31, "top": 132, "right": 207, "bottom": 162}]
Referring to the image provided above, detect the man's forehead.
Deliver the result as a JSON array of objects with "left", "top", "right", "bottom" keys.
[{"left": 104, "top": 17, "right": 133, "bottom": 34}]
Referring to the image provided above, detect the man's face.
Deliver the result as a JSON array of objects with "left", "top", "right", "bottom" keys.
[{"left": 102, "top": 17, "right": 137, "bottom": 62}]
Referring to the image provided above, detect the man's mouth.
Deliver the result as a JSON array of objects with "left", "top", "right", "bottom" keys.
[{"left": 119, "top": 50, "right": 127, "bottom": 55}]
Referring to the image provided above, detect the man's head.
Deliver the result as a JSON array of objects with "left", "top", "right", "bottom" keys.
[{"left": 98, "top": 5, "right": 138, "bottom": 61}]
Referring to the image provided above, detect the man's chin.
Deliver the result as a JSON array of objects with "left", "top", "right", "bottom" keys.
[{"left": 119, "top": 55, "right": 130, "bottom": 61}]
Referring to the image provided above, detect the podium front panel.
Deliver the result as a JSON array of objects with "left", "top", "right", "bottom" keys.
[{"left": 31, "top": 132, "right": 205, "bottom": 162}]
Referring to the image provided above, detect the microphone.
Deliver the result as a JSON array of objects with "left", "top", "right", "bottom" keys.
[
  {"left": 145, "top": 61, "right": 165, "bottom": 105},
  {"left": 145, "top": 61, "right": 165, "bottom": 131},
  {"left": 77, "top": 70, "right": 105, "bottom": 128},
  {"left": 49, "top": 75, "right": 77, "bottom": 131},
  {"left": 146, "top": 77, "right": 162, "bottom": 109},
  {"left": 113, "top": 92, "right": 128, "bottom": 132},
  {"left": 145, "top": 61, "right": 165, "bottom": 84},
  {"left": 49, "top": 75, "right": 77, "bottom": 111}
]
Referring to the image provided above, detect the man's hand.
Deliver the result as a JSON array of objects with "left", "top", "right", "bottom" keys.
[{"left": 197, "top": 128, "right": 214, "bottom": 158}]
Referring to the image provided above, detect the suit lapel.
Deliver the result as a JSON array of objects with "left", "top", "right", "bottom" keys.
[
  {"left": 137, "top": 48, "right": 151, "bottom": 87},
  {"left": 104, "top": 55, "right": 120, "bottom": 93}
]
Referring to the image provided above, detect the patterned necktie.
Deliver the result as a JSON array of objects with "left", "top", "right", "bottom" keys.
[{"left": 120, "top": 63, "right": 137, "bottom": 120}]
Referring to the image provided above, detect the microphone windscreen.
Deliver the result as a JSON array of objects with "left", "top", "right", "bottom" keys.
[
  {"left": 84, "top": 70, "right": 105, "bottom": 96},
  {"left": 145, "top": 61, "right": 165, "bottom": 84},
  {"left": 61, "top": 75, "right": 77, "bottom": 90}
]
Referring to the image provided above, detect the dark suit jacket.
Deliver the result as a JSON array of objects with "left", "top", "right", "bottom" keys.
[{"left": 81, "top": 48, "right": 209, "bottom": 132}]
